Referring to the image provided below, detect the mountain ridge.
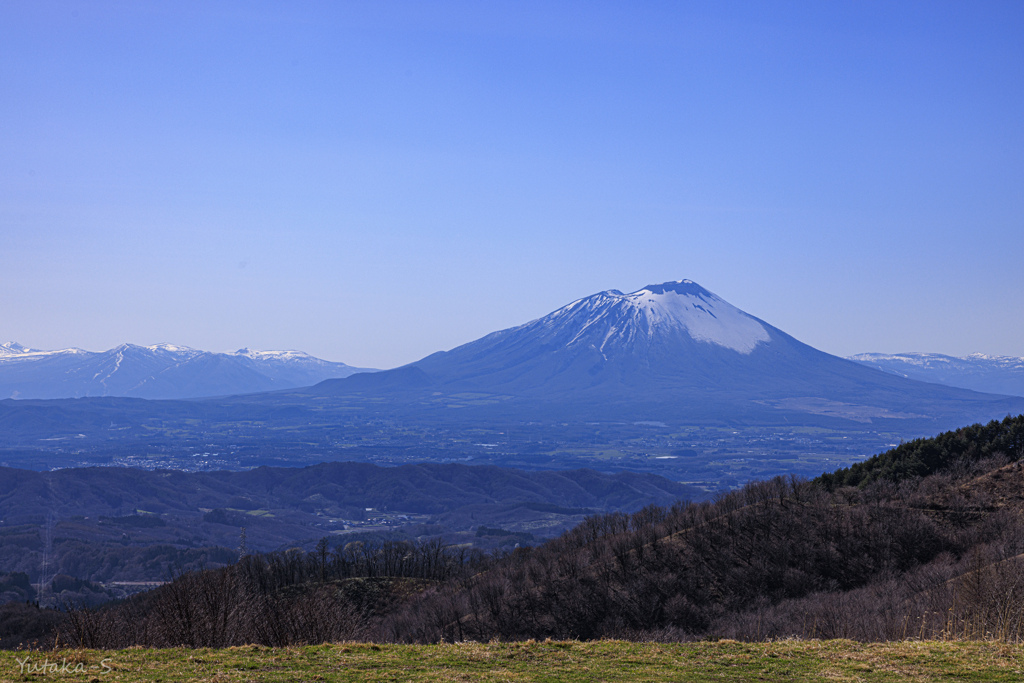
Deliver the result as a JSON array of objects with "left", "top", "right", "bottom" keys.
[
  {"left": 850, "top": 352, "right": 1024, "bottom": 398},
  {"left": 0, "top": 342, "right": 375, "bottom": 400}
]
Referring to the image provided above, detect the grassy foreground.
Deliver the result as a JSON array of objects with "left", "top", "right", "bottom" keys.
[{"left": 2, "top": 640, "right": 1024, "bottom": 682}]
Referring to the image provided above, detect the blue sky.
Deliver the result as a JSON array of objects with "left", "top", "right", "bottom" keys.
[{"left": 2, "top": 1, "right": 1022, "bottom": 368}]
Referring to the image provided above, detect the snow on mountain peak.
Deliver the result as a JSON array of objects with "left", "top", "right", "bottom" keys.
[
  {"left": 0, "top": 342, "right": 34, "bottom": 356},
  {"left": 623, "top": 281, "right": 771, "bottom": 353},
  {"left": 229, "top": 348, "right": 313, "bottom": 361},
  {"left": 540, "top": 280, "right": 771, "bottom": 355},
  {"left": 146, "top": 343, "right": 198, "bottom": 354}
]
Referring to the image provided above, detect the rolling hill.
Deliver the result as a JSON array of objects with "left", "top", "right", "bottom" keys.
[{"left": 0, "top": 461, "right": 700, "bottom": 585}]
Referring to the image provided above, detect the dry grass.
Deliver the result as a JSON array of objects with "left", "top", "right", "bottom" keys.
[{"left": 2, "top": 639, "right": 1024, "bottom": 682}]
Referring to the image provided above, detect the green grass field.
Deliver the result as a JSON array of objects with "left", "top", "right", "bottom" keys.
[{"left": 3, "top": 640, "right": 1024, "bottom": 682}]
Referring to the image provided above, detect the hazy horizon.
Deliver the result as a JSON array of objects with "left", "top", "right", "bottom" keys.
[{"left": 3, "top": 2, "right": 1022, "bottom": 368}]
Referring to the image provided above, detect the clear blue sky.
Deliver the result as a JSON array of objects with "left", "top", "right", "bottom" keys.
[{"left": 2, "top": 1, "right": 1022, "bottom": 368}]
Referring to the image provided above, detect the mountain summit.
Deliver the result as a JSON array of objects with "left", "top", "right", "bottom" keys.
[
  {"left": 316, "top": 280, "right": 1024, "bottom": 428},
  {"left": 511, "top": 280, "right": 771, "bottom": 357}
]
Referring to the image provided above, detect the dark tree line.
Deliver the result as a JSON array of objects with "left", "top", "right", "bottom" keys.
[{"left": 56, "top": 538, "right": 490, "bottom": 648}]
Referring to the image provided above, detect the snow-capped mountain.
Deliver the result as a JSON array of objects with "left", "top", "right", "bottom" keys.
[
  {"left": 409, "top": 280, "right": 785, "bottom": 395},
  {"left": 520, "top": 280, "right": 771, "bottom": 356},
  {"left": 315, "top": 280, "right": 1024, "bottom": 428},
  {"left": 0, "top": 342, "right": 374, "bottom": 400},
  {"left": 849, "top": 353, "right": 1024, "bottom": 398},
  {"left": 0, "top": 341, "right": 88, "bottom": 359}
]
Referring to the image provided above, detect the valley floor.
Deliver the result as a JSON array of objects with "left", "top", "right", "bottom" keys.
[{"left": 2, "top": 640, "right": 1024, "bottom": 682}]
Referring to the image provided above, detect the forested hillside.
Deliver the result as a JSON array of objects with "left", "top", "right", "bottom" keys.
[
  {"left": 40, "top": 415, "right": 1024, "bottom": 648},
  {"left": 820, "top": 414, "right": 1024, "bottom": 487}
]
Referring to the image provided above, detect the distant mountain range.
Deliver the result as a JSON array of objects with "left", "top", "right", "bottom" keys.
[
  {"left": 313, "top": 280, "right": 1024, "bottom": 427},
  {"left": 1, "top": 280, "right": 1022, "bottom": 474},
  {"left": 0, "top": 342, "right": 374, "bottom": 399},
  {"left": 849, "top": 352, "right": 1024, "bottom": 398}
]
